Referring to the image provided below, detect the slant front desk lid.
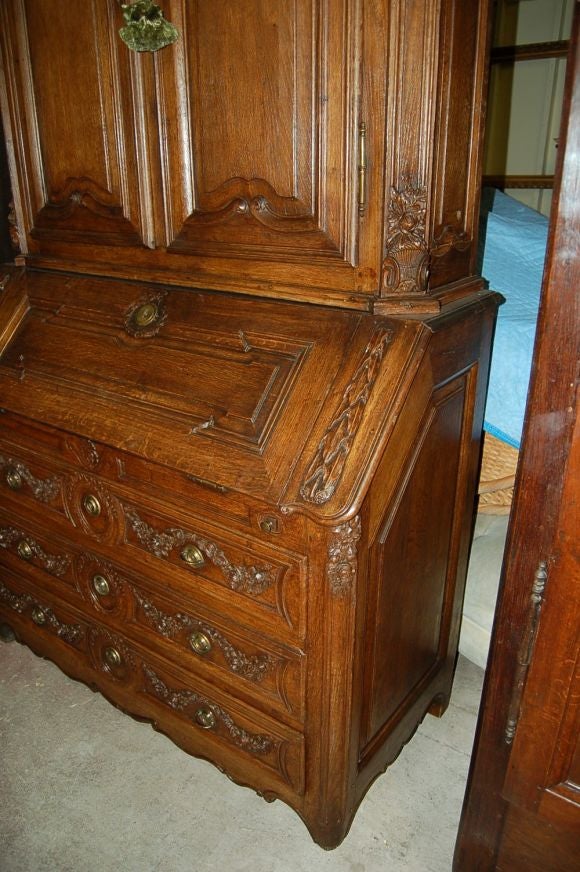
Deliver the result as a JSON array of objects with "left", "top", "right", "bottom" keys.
[{"left": 0, "top": 269, "right": 427, "bottom": 518}]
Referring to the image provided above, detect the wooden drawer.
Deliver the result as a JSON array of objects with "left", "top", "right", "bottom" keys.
[
  {"left": 0, "top": 512, "right": 305, "bottom": 723},
  {"left": 0, "top": 435, "right": 308, "bottom": 642},
  {"left": 0, "top": 570, "right": 305, "bottom": 800}
]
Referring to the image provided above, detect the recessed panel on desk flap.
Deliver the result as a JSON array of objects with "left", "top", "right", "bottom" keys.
[{"left": 0, "top": 271, "right": 366, "bottom": 502}]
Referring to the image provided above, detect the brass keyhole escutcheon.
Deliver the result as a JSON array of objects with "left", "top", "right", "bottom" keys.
[
  {"left": 17, "top": 540, "right": 33, "bottom": 560},
  {"left": 133, "top": 302, "right": 158, "bottom": 328},
  {"left": 82, "top": 493, "right": 102, "bottom": 518},
  {"left": 6, "top": 468, "right": 23, "bottom": 490},
  {"left": 103, "top": 646, "right": 122, "bottom": 668},
  {"left": 260, "top": 515, "right": 279, "bottom": 534},
  {"left": 195, "top": 707, "right": 216, "bottom": 730},
  {"left": 189, "top": 631, "right": 212, "bottom": 656},
  {"left": 31, "top": 607, "right": 46, "bottom": 626},
  {"left": 92, "top": 574, "right": 110, "bottom": 597},
  {"left": 180, "top": 544, "right": 205, "bottom": 568}
]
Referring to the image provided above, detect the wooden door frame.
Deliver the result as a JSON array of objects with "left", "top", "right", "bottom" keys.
[{"left": 453, "top": 3, "right": 580, "bottom": 868}]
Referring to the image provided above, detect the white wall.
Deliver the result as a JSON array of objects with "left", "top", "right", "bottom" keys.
[{"left": 484, "top": 0, "right": 574, "bottom": 215}]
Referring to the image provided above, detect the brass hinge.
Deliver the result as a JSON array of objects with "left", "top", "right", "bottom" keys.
[
  {"left": 504, "top": 560, "right": 548, "bottom": 744},
  {"left": 358, "top": 121, "right": 367, "bottom": 216}
]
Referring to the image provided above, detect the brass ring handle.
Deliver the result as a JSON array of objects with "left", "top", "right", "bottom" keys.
[
  {"left": 180, "top": 544, "right": 205, "bottom": 568},
  {"left": 6, "top": 468, "right": 23, "bottom": 490},
  {"left": 31, "top": 607, "right": 46, "bottom": 626},
  {"left": 82, "top": 493, "right": 102, "bottom": 517},
  {"left": 92, "top": 574, "right": 110, "bottom": 597},
  {"left": 17, "top": 540, "right": 33, "bottom": 560},
  {"left": 189, "top": 631, "right": 212, "bottom": 655},
  {"left": 103, "top": 646, "right": 122, "bottom": 668},
  {"left": 195, "top": 707, "right": 216, "bottom": 730}
]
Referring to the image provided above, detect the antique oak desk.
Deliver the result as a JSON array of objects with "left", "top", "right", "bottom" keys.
[{"left": 0, "top": 0, "right": 498, "bottom": 847}]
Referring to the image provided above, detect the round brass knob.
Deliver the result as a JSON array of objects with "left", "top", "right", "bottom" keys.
[
  {"left": 82, "top": 493, "right": 102, "bottom": 517},
  {"left": 180, "top": 544, "right": 205, "bottom": 568},
  {"left": 31, "top": 607, "right": 46, "bottom": 626},
  {"left": 103, "top": 646, "right": 122, "bottom": 668},
  {"left": 92, "top": 574, "right": 110, "bottom": 597},
  {"left": 17, "top": 540, "right": 33, "bottom": 560},
  {"left": 195, "top": 707, "right": 216, "bottom": 730},
  {"left": 189, "top": 631, "right": 212, "bottom": 655},
  {"left": 133, "top": 302, "right": 158, "bottom": 328},
  {"left": 6, "top": 468, "right": 23, "bottom": 490}
]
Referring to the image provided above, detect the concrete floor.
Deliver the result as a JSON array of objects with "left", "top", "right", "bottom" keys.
[{"left": 0, "top": 640, "right": 484, "bottom": 872}]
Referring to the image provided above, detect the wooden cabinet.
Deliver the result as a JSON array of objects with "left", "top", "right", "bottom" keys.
[
  {"left": 0, "top": 0, "right": 498, "bottom": 848},
  {"left": 1, "top": 0, "right": 490, "bottom": 309}
]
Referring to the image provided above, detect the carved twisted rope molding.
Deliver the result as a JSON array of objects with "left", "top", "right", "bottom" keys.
[
  {"left": 133, "top": 589, "right": 277, "bottom": 683},
  {"left": 300, "top": 329, "right": 393, "bottom": 504},
  {"left": 123, "top": 506, "right": 277, "bottom": 595},
  {"left": 142, "top": 664, "right": 274, "bottom": 756}
]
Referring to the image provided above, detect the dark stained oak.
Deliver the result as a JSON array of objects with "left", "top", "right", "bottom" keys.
[
  {"left": 454, "top": 9, "right": 580, "bottom": 870},
  {"left": 0, "top": 0, "right": 498, "bottom": 848}
]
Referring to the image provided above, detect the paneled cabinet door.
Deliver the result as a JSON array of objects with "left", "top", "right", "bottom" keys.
[
  {"left": 0, "top": 0, "right": 156, "bottom": 251},
  {"left": 153, "top": 0, "right": 367, "bottom": 292}
]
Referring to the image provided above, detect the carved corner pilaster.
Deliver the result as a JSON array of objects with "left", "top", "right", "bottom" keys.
[
  {"left": 381, "top": 178, "right": 430, "bottom": 297},
  {"left": 326, "top": 516, "right": 361, "bottom": 597}
]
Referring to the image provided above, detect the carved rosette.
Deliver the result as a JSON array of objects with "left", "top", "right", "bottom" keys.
[
  {"left": 382, "top": 179, "right": 429, "bottom": 295},
  {"left": 300, "top": 330, "right": 393, "bottom": 504},
  {"left": 326, "top": 516, "right": 362, "bottom": 596},
  {"left": 123, "top": 506, "right": 277, "bottom": 595},
  {"left": 0, "top": 580, "right": 83, "bottom": 645},
  {"left": 142, "top": 664, "right": 274, "bottom": 756},
  {"left": 132, "top": 589, "right": 277, "bottom": 683},
  {"left": 0, "top": 454, "right": 62, "bottom": 503},
  {"left": 0, "top": 526, "right": 71, "bottom": 577}
]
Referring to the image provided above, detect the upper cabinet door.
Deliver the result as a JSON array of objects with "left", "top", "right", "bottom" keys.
[
  {"left": 153, "top": 0, "right": 365, "bottom": 288},
  {"left": 0, "top": 0, "right": 155, "bottom": 250}
]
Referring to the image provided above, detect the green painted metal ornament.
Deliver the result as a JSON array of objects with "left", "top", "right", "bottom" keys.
[{"left": 119, "top": 1, "right": 179, "bottom": 52}]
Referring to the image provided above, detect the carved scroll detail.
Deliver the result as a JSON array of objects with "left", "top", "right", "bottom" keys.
[
  {"left": 0, "top": 454, "right": 61, "bottom": 502},
  {"left": 381, "top": 178, "right": 429, "bottom": 295},
  {"left": 133, "top": 589, "right": 276, "bottom": 682},
  {"left": 300, "top": 330, "right": 393, "bottom": 504},
  {"left": 0, "top": 580, "right": 83, "bottom": 644},
  {"left": 326, "top": 516, "right": 361, "bottom": 596},
  {"left": 181, "top": 178, "right": 318, "bottom": 236},
  {"left": 123, "top": 506, "right": 277, "bottom": 595},
  {"left": 0, "top": 527, "right": 71, "bottom": 577},
  {"left": 142, "top": 664, "right": 274, "bottom": 755}
]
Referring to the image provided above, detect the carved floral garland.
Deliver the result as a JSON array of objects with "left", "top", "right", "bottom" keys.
[{"left": 300, "top": 330, "right": 393, "bottom": 504}]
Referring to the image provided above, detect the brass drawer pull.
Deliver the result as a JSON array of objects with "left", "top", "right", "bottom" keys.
[
  {"left": 82, "top": 493, "right": 102, "bottom": 517},
  {"left": 103, "top": 646, "right": 122, "bottom": 668},
  {"left": 133, "top": 302, "right": 159, "bottom": 328},
  {"left": 195, "top": 707, "right": 216, "bottom": 730},
  {"left": 6, "top": 468, "right": 23, "bottom": 490},
  {"left": 17, "top": 540, "right": 33, "bottom": 560},
  {"left": 180, "top": 544, "right": 205, "bottom": 568},
  {"left": 189, "top": 631, "right": 212, "bottom": 655},
  {"left": 92, "top": 574, "right": 110, "bottom": 597},
  {"left": 31, "top": 607, "right": 46, "bottom": 625}
]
